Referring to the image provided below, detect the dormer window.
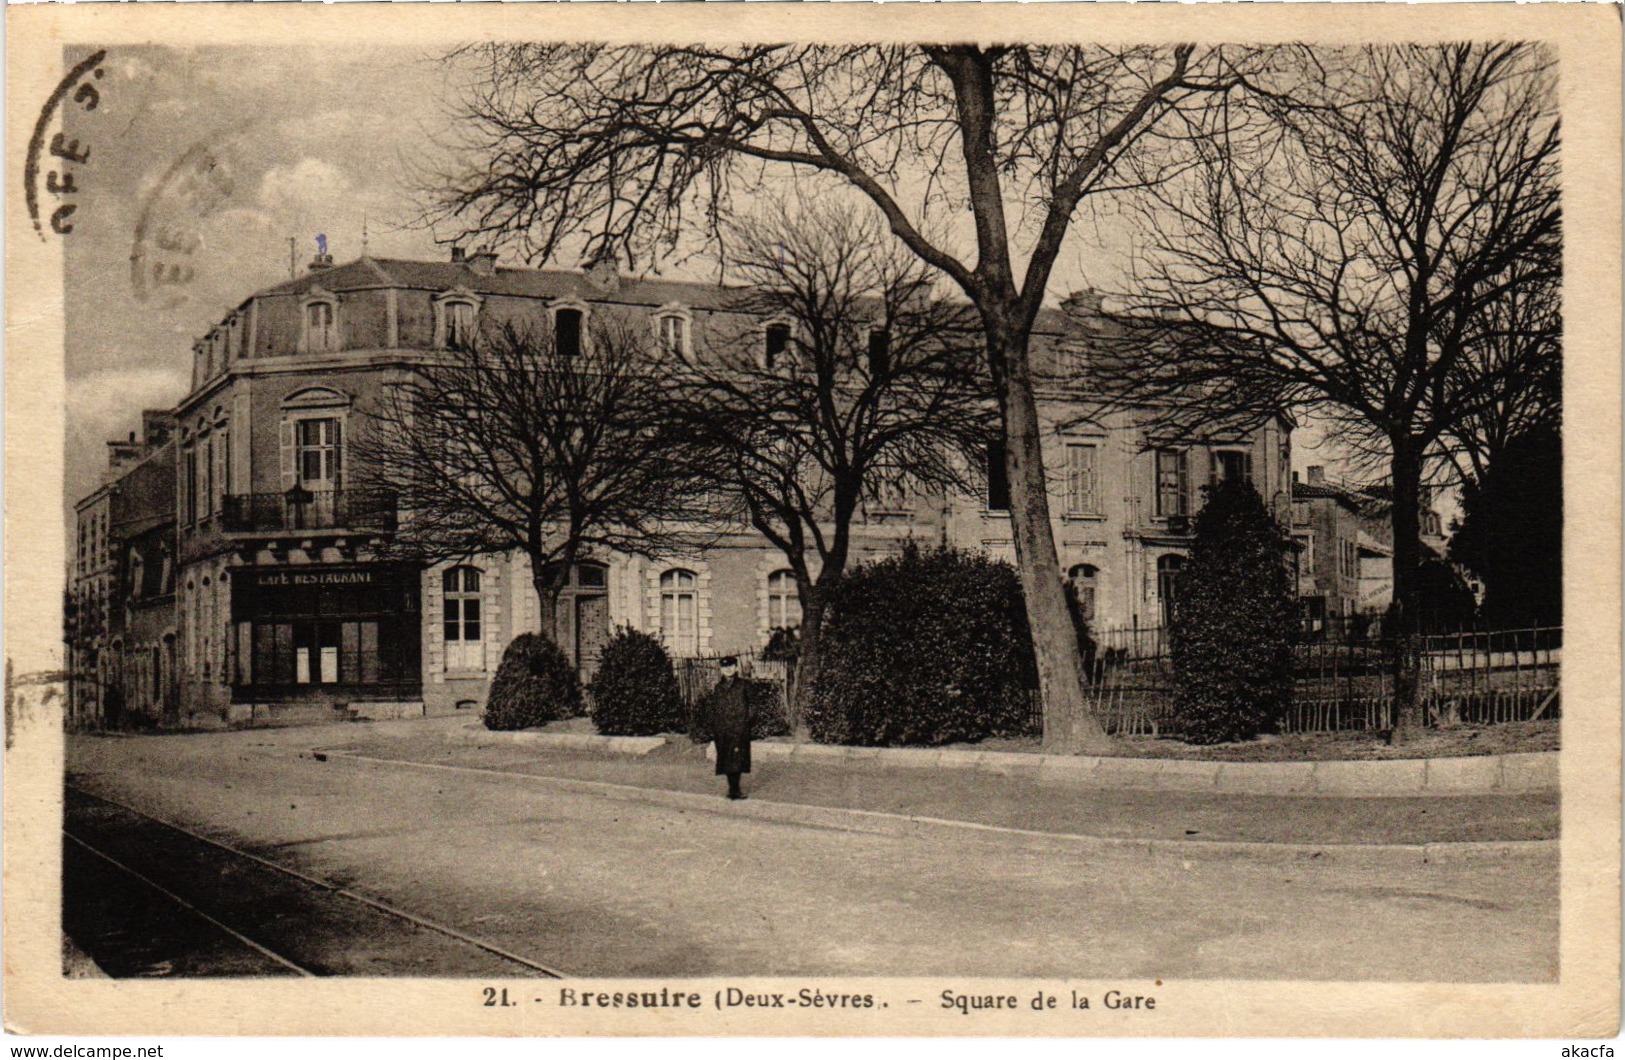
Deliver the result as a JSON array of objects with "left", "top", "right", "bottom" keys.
[
  {"left": 866, "top": 327, "right": 891, "bottom": 377},
  {"left": 304, "top": 295, "right": 337, "bottom": 353},
  {"left": 655, "top": 307, "right": 691, "bottom": 362},
  {"left": 763, "top": 321, "right": 793, "bottom": 370},
  {"left": 433, "top": 289, "right": 482, "bottom": 350},
  {"left": 552, "top": 304, "right": 587, "bottom": 359}
]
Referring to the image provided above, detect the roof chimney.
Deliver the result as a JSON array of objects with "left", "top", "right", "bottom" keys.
[
  {"left": 308, "top": 253, "right": 335, "bottom": 272},
  {"left": 450, "top": 246, "right": 466, "bottom": 264},
  {"left": 1307, "top": 465, "right": 1325, "bottom": 486},
  {"left": 468, "top": 248, "right": 499, "bottom": 277},
  {"left": 1063, "top": 289, "right": 1105, "bottom": 317}
]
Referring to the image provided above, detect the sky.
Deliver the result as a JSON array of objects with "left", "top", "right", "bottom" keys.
[
  {"left": 63, "top": 45, "right": 453, "bottom": 514},
  {"left": 61, "top": 44, "right": 1357, "bottom": 534}
]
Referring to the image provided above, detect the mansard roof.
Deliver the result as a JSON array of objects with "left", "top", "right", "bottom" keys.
[{"left": 250, "top": 255, "right": 1076, "bottom": 336}]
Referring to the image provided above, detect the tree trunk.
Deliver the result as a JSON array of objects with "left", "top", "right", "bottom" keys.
[
  {"left": 1387, "top": 441, "right": 1426, "bottom": 743},
  {"left": 992, "top": 324, "right": 1111, "bottom": 754},
  {"left": 530, "top": 566, "right": 567, "bottom": 645},
  {"left": 790, "top": 583, "right": 829, "bottom": 733}
]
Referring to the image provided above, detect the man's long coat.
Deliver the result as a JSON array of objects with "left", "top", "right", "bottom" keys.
[{"left": 707, "top": 677, "right": 752, "bottom": 776}]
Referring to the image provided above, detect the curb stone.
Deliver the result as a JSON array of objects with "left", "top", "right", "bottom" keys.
[
  {"left": 316, "top": 749, "right": 1557, "bottom": 865},
  {"left": 445, "top": 723, "right": 666, "bottom": 757},
  {"left": 709, "top": 742, "right": 1556, "bottom": 797}
]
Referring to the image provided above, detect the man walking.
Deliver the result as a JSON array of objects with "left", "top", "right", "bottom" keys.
[{"left": 707, "top": 657, "right": 752, "bottom": 800}]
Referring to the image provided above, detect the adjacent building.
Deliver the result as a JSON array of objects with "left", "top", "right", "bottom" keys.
[
  {"left": 67, "top": 411, "right": 178, "bottom": 728},
  {"left": 72, "top": 251, "right": 1292, "bottom": 727}
]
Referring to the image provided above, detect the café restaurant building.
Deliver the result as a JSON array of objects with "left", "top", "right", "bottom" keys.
[{"left": 147, "top": 248, "right": 1289, "bottom": 727}]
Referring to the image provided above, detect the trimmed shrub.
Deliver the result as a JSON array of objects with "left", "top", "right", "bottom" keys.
[
  {"left": 690, "top": 677, "right": 790, "bottom": 742},
  {"left": 803, "top": 544, "right": 1034, "bottom": 746},
  {"left": 483, "top": 633, "right": 581, "bottom": 730},
  {"left": 1170, "top": 480, "right": 1298, "bottom": 744},
  {"left": 590, "top": 628, "right": 685, "bottom": 736}
]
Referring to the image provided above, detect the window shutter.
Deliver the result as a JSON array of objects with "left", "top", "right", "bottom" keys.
[
  {"left": 280, "top": 420, "right": 296, "bottom": 489},
  {"left": 1178, "top": 451, "right": 1190, "bottom": 515},
  {"left": 213, "top": 432, "right": 229, "bottom": 506},
  {"left": 331, "top": 418, "right": 344, "bottom": 490},
  {"left": 1244, "top": 451, "right": 1255, "bottom": 486}
]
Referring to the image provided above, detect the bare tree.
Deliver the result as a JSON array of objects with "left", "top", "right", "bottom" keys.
[
  {"left": 361, "top": 319, "right": 713, "bottom": 642},
  {"left": 672, "top": 199, "right": 995, "bottom": 720},
  {"left": 1440, "top": 263, "right": 1561, "bottom": 486},
  {"left": 428, "top": 43, "right": 1255, "bottom": 751},
  {"left": 1098, "top": 43, "right": 1560, "bottom": 738}
]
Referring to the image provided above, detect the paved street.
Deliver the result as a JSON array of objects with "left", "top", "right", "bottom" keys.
[{"left": 65, "top": 725, "right": 1558, "bottom": 981}]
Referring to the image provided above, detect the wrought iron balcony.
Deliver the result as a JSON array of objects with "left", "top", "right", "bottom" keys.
[{"left": 220, "top": 488, "right": 398, "bottom": 534}]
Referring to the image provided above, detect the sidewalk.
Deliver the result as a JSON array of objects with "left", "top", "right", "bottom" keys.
[{"left": 328, "top": 718, "right": 1558, "bottom": 850}]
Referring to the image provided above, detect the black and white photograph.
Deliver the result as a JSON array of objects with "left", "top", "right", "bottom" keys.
[{"left": 5, "top": 2, "right": 1619, "bottom": 1043}]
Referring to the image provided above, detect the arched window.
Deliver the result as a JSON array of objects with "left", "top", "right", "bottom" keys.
[
  {"left": 1157, "top": 554, "right": 1184, "bottom": 628},
  {"left": 767, "top": 570, "right": 801, "bottom": 630},
  {"left": 443, "top": 566, "right": 485, "bottom": 671},
  {"left": 434, "top": 289, "right": 482, "bottom": 349},
  {"left": 763, "top": 321, "right": 792, "bottom": 370},
  {"left": 655, "top": 309, "right": 691, "bottom": 361},
  {"left": 1068, "top": 564, "right": 1099, "bottom": 623},
  {"left": 660, "top": 568, "right": 698, "bottom": 655},
  {"left": 446, "top": 300, "right": 477, "bottom": 348}
]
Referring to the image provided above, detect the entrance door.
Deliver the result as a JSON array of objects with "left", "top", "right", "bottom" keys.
[{"left": 576, "top": 594, "right": 610, "bottom": 681}]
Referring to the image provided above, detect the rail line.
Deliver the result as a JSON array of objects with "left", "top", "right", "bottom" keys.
[{"left": 65, "top": 785, "right": 568, "bottom": 978}]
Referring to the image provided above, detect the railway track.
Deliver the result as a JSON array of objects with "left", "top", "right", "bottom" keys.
[{"left": 64, "top": 785, "right": 568, "bottom": 979}]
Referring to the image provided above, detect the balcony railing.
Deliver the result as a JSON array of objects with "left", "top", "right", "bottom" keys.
[{"left": 220, "top": 488, "right": 398, "bottom": 534}]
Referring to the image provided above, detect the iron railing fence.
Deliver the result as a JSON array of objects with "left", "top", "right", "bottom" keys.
[
  {"left": 220, "top": 488, "right": 398, "bottom": 534},
  {"left": 1030, "top": 624, "right": 1561, "bottom": 738}
]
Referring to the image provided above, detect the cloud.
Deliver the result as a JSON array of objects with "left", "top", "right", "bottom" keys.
[
  {"left": 257, "top": 157, "right": 353, "bottom": 218},
  {"left": 68, "top": 367, "right": 192, "bottom": 431}
]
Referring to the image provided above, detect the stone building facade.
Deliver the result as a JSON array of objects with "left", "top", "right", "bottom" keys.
[
  {"left": 67, "top": 412, "right": 177, "bottom": 728},
  {"left": 76, "top": 251, "right": 1291, "bottom": 726}
]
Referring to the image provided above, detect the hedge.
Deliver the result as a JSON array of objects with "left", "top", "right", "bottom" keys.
[
  {"left": 483, "top": 633, "right": 582, "bottom": 730},
  {"left": 802, "top": 544, "right": 1034, "bottom": 746},
  {"left": 590, "top": 627, "right": 686, "bottom": 736}
]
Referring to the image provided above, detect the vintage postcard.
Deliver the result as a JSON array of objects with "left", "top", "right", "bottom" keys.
[{"left": 5, "top": 2, "right": 1619, "bottom": 1042}]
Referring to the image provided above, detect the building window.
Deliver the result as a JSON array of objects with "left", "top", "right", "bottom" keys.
[
  {"left": 763, "top": 322, "right": 791, "bottom": 370},
  {"left": 1212, "top": 448, "right": 1254, "bottom": 488},
  {"left": 1068, "top": 564, "right": 1099, "bottom": 623},
  {"left": 214, "top": 426, "right": 231, "bottom": 508},
  {"left": 1064, "top": 443, "right": 1099, "bottom": 516},
  {"left": 182, "top": 447, "right": 198, "bottom": 525},
  {"left": 554, "top": 307, "right": 583, "bottom": 359},
  {"left": 660, "top": 568, "right": 698, "bottom": 655},
  {"left": 767, "top": 570, "right": 801, "bottom": 630},
  {"left": 1157, "top": 554, "right": 1184, "bottom": 627},
  {"left": 444, "top": 300, "right": 477, "bottom": 349},
  {"left": 247, "top": 621, "right": 388, "bottom": 686},
  {"left": 200, "top": 435, "right": 214, "bottom": 519},
  {"left": 1155, "top": 448, "right": 1189, "bottom": 518},
  {"left": 442, "top": 566, "right": 484, "bottom": 671},
  {"left": 985, "top": 439, "right": 1011, "bottom": 512},
  {"left": 294, "top": 418, "right": 341, "bottom": 489},
  {"left": 305, "top": 301, "right": 336, "bottom": 352},
  {"left": 657, "top": 313, "right": 690, "bottom": 361},
  {"left": 866, "top": 328, "right": 891, "bottom": 377}
]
